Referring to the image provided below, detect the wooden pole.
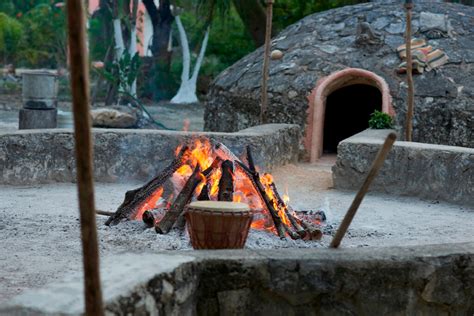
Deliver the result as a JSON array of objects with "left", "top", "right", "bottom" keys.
[
  {"left": 404, "top": 1, "right": 414, "bottom": 142},
  {"left": 66, "top": 0, "right": 104, "bottom": 315},
  {"left": 260, "top": 0, "right": 274, "bottom": 124},
  {"left": 330, "top": 133, "right": 397, "bottom": 249}
]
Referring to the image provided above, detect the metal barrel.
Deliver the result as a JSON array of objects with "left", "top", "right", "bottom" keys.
[{"left": 22, "top": 71, "right": 58, "bottom": 109}]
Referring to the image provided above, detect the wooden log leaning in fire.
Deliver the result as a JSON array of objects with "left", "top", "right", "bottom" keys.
[
  {"left": 105, "top": 146, "right": 189, "bottom": 226},
  {"left": 156, "top": 165, "right": 202, "bottom": 234},
  {"left": 233, "top": 147, "right": 286, "bottom": 239},
  {"left": 197, "top": 183, "right": 210, "bottom": 201},
  {"left": 269, "top": 182, "right": 306, "bottom": 238},
  {"left": 156, "top": 160, "right": 218, "bottom": 234},
  {"left": 142, "top": 210, "right": 155, "bottom": 228},
  {"left": 235, "top": 161, "right": 285, "bottom": 238},
  {"left": 218, "top": 160, "right": 234, "bottom": 201}
]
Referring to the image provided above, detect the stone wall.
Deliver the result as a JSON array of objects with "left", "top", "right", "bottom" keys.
[
  {"left": 0, "top": 124, "right": 300, "bottom": 185},
  {"left": 333, "top": 129, "right": 474, "bottom": 206},
  {"left": 3, "top": 243, "right": 474, "bottom": 315}
]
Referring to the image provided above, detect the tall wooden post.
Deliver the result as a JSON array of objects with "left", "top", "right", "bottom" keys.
[
  {"left": 404, "top": 0, "right": 414, "bottom": 142},
  {"left": 66, "top": 0, "right": 104, "bottom": 315},
  {"left": 260, "top": 0, "right": 274, "bottom": 124}
]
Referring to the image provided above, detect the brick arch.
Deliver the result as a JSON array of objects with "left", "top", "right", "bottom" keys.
[{"left": 305, "top": 68, "right": 395, "bottom": 163}]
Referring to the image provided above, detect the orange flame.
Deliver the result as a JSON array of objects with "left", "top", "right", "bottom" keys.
[
  {"left": 135, "top": 187, "right": 164, "bottom": 219},
  {"left": 134, "top": 138, "right": 307, "bottom": 237}
]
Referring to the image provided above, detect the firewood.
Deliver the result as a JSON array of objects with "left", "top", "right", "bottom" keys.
[
  {"left": 218, "top": 160, "right": 234, "bottom": 201},
  {"left": 299, "top": 219, "right": 323, "bottom": 241},
  {"left": 197, "top": 183, "right": 210, "bottom": 201},
  {"left": 235, "top": 158, "right": 286, "bottom": 239},
  {"left": 245, "top": 145, "right": 257, "bottom": 173},
  {"left": 269, "top": 182, "right": 306, "bottom": 237},
  {"left": 283, "top": 222, "right": 301, "bottom": 240},
  {"left": 96, "top": 210, "right": 115, "bottom": 217},
  {"left": 105, "top": 146, "right": 189, "bottom": 226},
  {"left": 142, "top": 210, "right": 155, "bottom": 228},
  {"left": 156, "top": 160, "right": 217, "bottom": 234},
  {"left": 212, "top": 141, "right": 240, "bottom": 162},
  {"left": 156, "top": 165, "right": 202, "bottom": 234}
]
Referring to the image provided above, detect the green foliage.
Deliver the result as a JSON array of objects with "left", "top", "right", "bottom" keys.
[
  {"left": 0, "top": 13, "right": 24, "bottom": 63},
  {"left": 15, "top": 2, "right": 67, "bottom": 68},
  {"left": 97, "top": 51, "right": 141, "bottom": 96},
  {"left": 368, "top": 110, "right": 394, "bottom": 129},
  {"left": 273, "top": 0, "right": 368, "bottom": 31}
]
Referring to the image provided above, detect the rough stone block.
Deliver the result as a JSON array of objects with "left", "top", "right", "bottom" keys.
[
  {"left": 18, "top": 108, "right": 57, "bottom": 129},
  {"left": 0, "top": 124, "right": 300, "bottom": 185},
  {"left": 332, "top": 129, "right": 474, "bottom": 206}
]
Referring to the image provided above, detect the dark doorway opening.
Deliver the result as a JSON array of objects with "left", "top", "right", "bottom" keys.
[{"left": 323, "top": 84, "right": 382, "bottom": 153}]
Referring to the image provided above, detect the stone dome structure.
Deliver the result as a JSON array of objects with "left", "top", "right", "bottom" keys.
[{"left": 205, "top": 1, "right": 473, "bottom": 160}]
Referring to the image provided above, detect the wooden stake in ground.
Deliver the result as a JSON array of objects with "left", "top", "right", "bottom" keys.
[
  {"left": 66, "top": 0, "right": 104, "bottom": 314},
  {"left": 330, "top": 132, "right": 397, "bottom": 249},
  {"left": 260, "top": 0, "right": 274, "bottom": 124},
  {"left": 404, "top": 0, "right": 414, "bottom": 142}
]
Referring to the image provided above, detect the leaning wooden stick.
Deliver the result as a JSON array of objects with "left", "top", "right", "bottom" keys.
[
  {"left": 330, "top": 132, "right": 397, "bottom": 248},
  {"left": 260, "top": 0, "right": 274, "bottom": 124},
  {"left": 404, "top": 0, "right": 414, "bottom": 142},
  {"left": 96, "top": 210, "right": 115, "bottom": 217},
  {"left": 66, "top": 0, "right": 104, "bottom": 314}
]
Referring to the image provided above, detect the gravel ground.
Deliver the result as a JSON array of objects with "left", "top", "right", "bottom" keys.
[{"left": 0, "top": 163, "right": 473, "bottom": 303}]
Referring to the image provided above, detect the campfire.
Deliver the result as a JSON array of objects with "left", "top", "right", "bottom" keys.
[{"left": 105, "top": 139, "right": 323, "bottom": 240}]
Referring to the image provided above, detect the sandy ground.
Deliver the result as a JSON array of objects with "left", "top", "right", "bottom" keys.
[{"left": 0, "top": 163, "right": 473, "bottom": 303}]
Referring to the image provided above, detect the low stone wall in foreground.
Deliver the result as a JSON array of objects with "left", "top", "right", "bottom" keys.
[
  {"left": 2, "top": 243, "right": 474, "bottom": 315},
  {"left": 0, "top": 124, "right": 300, "bottom": 185},
  {"left": 332, "top": 129, "right": 474, "bottom": 206}
]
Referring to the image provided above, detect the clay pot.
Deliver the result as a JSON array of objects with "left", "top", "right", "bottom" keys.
[{"left": 185, "top": 201, "right": 253, "bottom": 249}]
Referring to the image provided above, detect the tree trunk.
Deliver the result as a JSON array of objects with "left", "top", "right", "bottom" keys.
[
  {"left": 128, "top": 0, "right": 139, "bottom": 97},
  {"left": 232, "top": 0, "right": 267, "bottom": 47},
  {"left": 142, "top": 0, "right": 175, "bottom": 100},
  {"left": 171, "top": 17, "right": 210, "bottom": 104}
]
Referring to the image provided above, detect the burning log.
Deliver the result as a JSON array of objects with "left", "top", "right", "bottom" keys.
[
  {"left": 105, "top": 146, "right": 189, "bottom": 226},
  {"left": 235, "top": 146, "right": 286, "bottom": 239},
  {"left": 156, "top": 160, "right": 218, "bottom": 234},
  {"left": 212, "top": 141, "right": 240, "bottom": 162},
  {"left": 142, "top": 210, "right": 155, "bottom": 228},
  {"left": 218, "top": 160, "right": 234, "bottom": 201},
  {"left": 299, "top": 219, "right": 323, "bottom": 241},
  {"left": 156, "top": 165, "right": 202, "bottom": 234},
  {"left": 197, "top": 183, "right": 210, "bottom": 201},
  {"left": 269, "top": 182, "right": 306, "bottom": 237}
]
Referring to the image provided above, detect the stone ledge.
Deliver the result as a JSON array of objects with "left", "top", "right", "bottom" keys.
[
  {"left": 332, "top": 129, "right": 474, "bottom": 206},
  {"left": 2, "top": 243, "right": 474, "bottom": 315},
  {"left": 0, "top": 124, "right": 300, "bottom": 185}
]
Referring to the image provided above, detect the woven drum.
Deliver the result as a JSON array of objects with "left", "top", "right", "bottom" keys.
[{"left": 185, "top": 201, "right": 253, "bottom": 249}]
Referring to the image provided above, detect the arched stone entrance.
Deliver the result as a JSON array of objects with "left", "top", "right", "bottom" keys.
[{"left": 305, "top": 68, "right": 394, "bottom": 163}]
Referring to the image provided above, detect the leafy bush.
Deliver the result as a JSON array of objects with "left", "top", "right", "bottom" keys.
[
  {"left": 368, "top": 110, "right": 393, "bottom": 129},
  {"left": 0, "top": 13, "right": 24, "bottom": 63},
  {"left": 15, "top": 3, "right": 67, "bottom": 68}
]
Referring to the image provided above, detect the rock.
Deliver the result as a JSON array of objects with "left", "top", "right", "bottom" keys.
[
  {"left": 270, "top": 50, "right": 284, "bottom": 60},
  {"left": 91, "top": 107, "right": 137, "bottom": 128},
  {"left": 288, "top": 90, "right": 298, "bottom": 99}
]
